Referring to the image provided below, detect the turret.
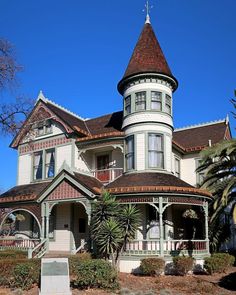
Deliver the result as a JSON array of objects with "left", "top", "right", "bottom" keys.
[{"left": 118, "top": 15, "right": 178, "bottom": 173}]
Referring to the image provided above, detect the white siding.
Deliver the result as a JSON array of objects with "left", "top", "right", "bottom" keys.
[
  {"left": 56, "top": 144, "right": 72, "bottom": 173},
  {"left": 181, "top": 153, "right": 199, "bottom": 186},
  {"left": 165, "top": 135, "right": 172, "bottom": 172},
  {"left": 136, "top": 133, "right": 145, "bottom": 171},
  {"left": 18, "top": 154, "right": 31, "bottom": 185},
  {"left": 111, "top": 148, "right": 123, "bottom": 168},
  {"left": 49, "top": 203, "right": 71, "bottom": 252}
]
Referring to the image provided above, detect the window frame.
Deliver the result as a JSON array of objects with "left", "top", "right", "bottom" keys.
[
  {"left": 125, "top": 135, "right": 135, "bottom": 171},
  {"left": 124, "top": 95, "right": 131, "bottom": 115},
  {"left": 147, "top": 133, "right": 164, "bottom": 169},
  {"left": 151, "top": 91, "right": 162, "bottom": 111},
  {"left": 135, "top": 91, "right": 146, "bottom": 111},
  {"left": 32, "top": 148, "right": 55, "bottom": 181},
  {"left": 165, "top": 94, "right": 172, "bottom": 114},
  {"left": 35, "top": 120, "right": 52, "bottom": 137},
  {"left": 195, "top": 158, "right": 204, "bottom": 185},
  {"left": 174, "top": 157, "right": 181, "bottom": 178}
]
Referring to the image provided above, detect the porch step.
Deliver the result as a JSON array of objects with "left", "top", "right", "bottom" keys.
[{"left": 44, "top": 251, "right": 72, "bottom": 258}]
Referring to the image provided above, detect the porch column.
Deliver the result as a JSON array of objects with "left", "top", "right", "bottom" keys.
[
  {"left": 159, "top": 197, "right": 164, "bottom": 257},
  {"left": 41, "top": 203, "right": 45, "bottom": 240},
  {"left": 204, "top": 201, "right": 210, "bottom": 254},
  {"left": 45, "top": 203, "right": 50, "bottom": 251}
]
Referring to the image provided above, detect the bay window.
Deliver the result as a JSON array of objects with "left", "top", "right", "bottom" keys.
[
  {"left": 148, "top": 134, "right": 164, "bottom": 168},
  {"left": 33, "top": 148, "right": 55, "bottom": 181},
  {"left": 135, "top": 91, "right": 146, "bottom": 111},
  {"left": 125, "top": 135, "right": 134, "bottom": 170}
]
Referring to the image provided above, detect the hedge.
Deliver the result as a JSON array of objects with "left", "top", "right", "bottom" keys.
[{"left": 0, "top": 250, "right": 27, "bottom": 259}]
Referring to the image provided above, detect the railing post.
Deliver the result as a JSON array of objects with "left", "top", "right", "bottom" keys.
[
  {"left": 28, "top": 248, "right": 32, "bottom": 259},
  {"left": 203, "top": 202, "right": 210, "bottom": 255},
  {"left": 159, "top": 197, "right": 164, "bottom": 257}
]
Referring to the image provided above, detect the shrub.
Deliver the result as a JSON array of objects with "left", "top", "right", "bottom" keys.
[
  {"left": 204, "top": 253, "right": 235, "bottom": 274},
  {"left": 140, "top": 258, "right": 165, "bottom": 276},
  {"left": 72, "top": 259, "right": 119, "bottom": 290},
  {"left": 0, "top": 258, "right": 40, "bottom": 290},
  {"left": 69, "top": 252, "right": 92, "bottom": 276},
  {"left": 0, "top": 250, "right": 27, "bottom": 259},
  {"left": 173, "top": 256, "right": 194, "bottom": 276}
]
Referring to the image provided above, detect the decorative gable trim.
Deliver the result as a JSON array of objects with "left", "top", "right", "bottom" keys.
[
  {"left": 37, "top": 170, "right": 97, "bottom": 203},
  {"left": 10, "top": 99, "right": 74, "bottom": 148}
]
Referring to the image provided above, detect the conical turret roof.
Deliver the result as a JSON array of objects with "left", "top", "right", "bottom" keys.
[{"left": 118, "top": 22, "right": 177, "bottom": 93}]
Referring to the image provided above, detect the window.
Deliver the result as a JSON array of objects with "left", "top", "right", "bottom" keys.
[
  {"left": 151, "top": 91, "right": 162, "bottom": 110},
  {"left": 35, "top": 120, "right": 52, "bottom": 136},
  {"left": 125, "top": 135, "right": 134, "bottom": 170},
  {"left": 33, "top": 151, "right": 43, "bottom": 180},
  {"left": 165, "top": 94, "right": 171, "bottom": 114},
  {"left": 33, "top": 149, "right": 55, "bottom": 181},
  {"left": 135, "top": 91, "right": 146, "bottom": 111},
  {"left": 45, "top": 149, "right": 55, "bottom": 179},
  {"left": 175, "top": 157, "right": 180, "bottom": 178},
  {"left": 148, "top": 134, "right": 164, "bottom": 168},
  {"left": 196, "top": 159, "right": 204, "bottom": 185},
  {"left": 125, "top": 95, "right": 131, "bottom": 115}
]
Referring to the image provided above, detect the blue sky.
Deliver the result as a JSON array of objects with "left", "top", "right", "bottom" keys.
[{"left": 0, "top": 0, "right": 236, "bottom": 191}]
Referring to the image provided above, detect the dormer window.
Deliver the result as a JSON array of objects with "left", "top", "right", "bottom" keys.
[
  {"left": 135, "top": 91, "right": 146, "bottom": 111},
  {"left": 151, "top": 91, "right": 162, "bottom": 110},
  {"left": 33, "top": 148, "right": 55, "bottom": 181},
  {"left": 125, "top": 95, "right": 131, "bottom": 115},
  {"left": 165, "top": 95, "right": 171, "bottom": 114}
]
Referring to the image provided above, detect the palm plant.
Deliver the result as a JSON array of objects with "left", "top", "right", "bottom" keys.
[
  {"left": 197, "top": 134, "right": 236, "bottom": 251},
  {"left": 90, "top": 191, "right": 141, "bottom": 269}
]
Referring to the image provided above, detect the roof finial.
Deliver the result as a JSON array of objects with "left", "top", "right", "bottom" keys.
[{"left": 144, "top": 0, "right": 152, "bottom": 24}]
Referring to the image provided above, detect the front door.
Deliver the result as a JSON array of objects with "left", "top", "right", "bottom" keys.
[{"left": 96, "top": 155, "right": 110, "bottom": 182}]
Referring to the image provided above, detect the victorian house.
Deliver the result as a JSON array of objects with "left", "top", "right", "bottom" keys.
[{"left": 0, "top": 14, "right": 231, "bottom": 272}]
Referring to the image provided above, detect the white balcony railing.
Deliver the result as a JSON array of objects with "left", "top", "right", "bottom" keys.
[
  {"left": 92, "top": 168, "right": 123, "bottom": 183},
  {"left": 124, "top": 239, "right": 208, "bottom": 256}
]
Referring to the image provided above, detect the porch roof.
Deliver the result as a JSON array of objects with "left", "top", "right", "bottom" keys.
[
  {"left": 105, "top": 172, "right": 211, "bottom": 198},
  {"left": 0, "top": 181, "right": 51, "bottom": 204}
]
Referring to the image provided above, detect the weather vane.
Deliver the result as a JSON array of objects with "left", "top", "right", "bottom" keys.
[{"left": 143, "top": 0, "right": 153, "bottom": 23}]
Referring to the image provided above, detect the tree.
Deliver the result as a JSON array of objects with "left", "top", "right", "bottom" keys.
[
  {"left": 0, "top": 38, "right": 33, "bottom": 135},
  {"left": 91, "top": 191, "right": 141, "bottom": 269},
  {"left": 197, "top": 92, "right": 236, "bottom": 252}
]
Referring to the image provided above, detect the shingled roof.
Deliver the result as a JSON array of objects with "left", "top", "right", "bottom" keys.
[
  {"left": 173, "top": 120, "right": 230, "bottom": 152},
  {"left": 105, "top": 172, "right": 211, "bottom": 197},
  {"left": 118, "top": 22, "right": 177, "bottom": 94},
  {"left": 0, "top": 182, "right": 50, "bottom": 203}
]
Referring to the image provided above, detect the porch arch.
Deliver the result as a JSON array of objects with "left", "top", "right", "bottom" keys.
[{"left": 0, "top": 208, "right": 42, "bottom": 237}]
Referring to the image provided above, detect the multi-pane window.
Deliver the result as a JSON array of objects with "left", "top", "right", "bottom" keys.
[
  {"left": 45, "top": 149, "right": 55, "bottom": 179},
  {"left": 151, "top": 91, "right": 162, "bottom": 110},
  {"left": 33, "top": 151, "right": 43, "bottom": 180},
  {"left": 196, "top": 159, "right": 204, "bottom": 185},
  {"left": 125, "top": 95, "right": 131, "bottom": 115},
  {"left": 33, "top": 149, "right": 55, "bottom": 181},
  {"left": 175, "top": 158, "right": 180, "bottom": 178},
  {"left": 36, "top": 120, "right": 52, "bottom": 136},
  {"left": 165, "top": 94, "right": 171, "bottom": 114},
  {"left": 148, "top": 134, "right": 164, "bottom": 168},
  {"left": 135, "top": 92, "right": 146, "bottom": 111},
  {"left": 125, "top": 135, "right": 134, "bottom": 170}
]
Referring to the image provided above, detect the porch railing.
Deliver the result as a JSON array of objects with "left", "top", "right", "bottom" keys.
[
  {"left": 124, "top": 239, "right": 208, "bottom": 256},
  {"left": 92, "top": 168, "right": 123, "bottom": 183},
  {"left": 0, "top": 237, "right": 40, "bottom": 251},
  {"left": 28, "top": 238, "right": 47, "bottom": 259}
]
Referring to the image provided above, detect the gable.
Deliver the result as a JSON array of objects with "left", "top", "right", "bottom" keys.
[{"left": 10, "top": 100, "right": 75, "bottom": 148}]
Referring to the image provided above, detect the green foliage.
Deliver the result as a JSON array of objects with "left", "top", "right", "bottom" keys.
[
  {"left": 0, "top": 250, "right": 27, "bottom": 259},
  {"left": 140, "top": 258, "right": 165, "bottom": 276},
  {"left": 204, "top": 253, "right": 235, "bottom": 274},
  {"left": 69, "top": 252, "right": 92, "bottom": 275},
  {"left": 91, "top": 191, "right": 141, "bottom": 267},
  {"left": 72, "top": 259, "right": 119, "bottom": 290},
  {"left": 0, "top": 258, "right": 40, "bottom": 290},
  {"left": 173, "top": 256, "right": 195, "bottom": 276}
]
